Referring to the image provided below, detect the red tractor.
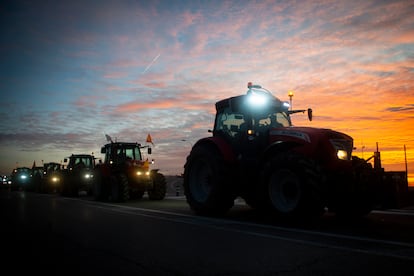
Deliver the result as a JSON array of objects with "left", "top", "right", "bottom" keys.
[
  {"left": 184, "top": 83, "right": 389, "bottom": 219},
  {"left": 93, "top": 141, "right": 166, "bottom": 202}
]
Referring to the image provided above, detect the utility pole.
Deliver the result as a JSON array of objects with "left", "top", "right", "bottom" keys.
[
  {"left": 288, "top": 91, "right": 294, "bottom": 110},
  {"left": 404, "top": 144, "right": 408, "bottom": 177}
]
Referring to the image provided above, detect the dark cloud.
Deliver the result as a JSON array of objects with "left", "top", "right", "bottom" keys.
[{"left": 384, "top": 104, "right": 414, "bottom": 112}]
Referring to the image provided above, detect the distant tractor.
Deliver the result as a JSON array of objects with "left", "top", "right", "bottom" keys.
[
  {"left": 10, "top": 167, "right": 31, "bottom": 191},
  {"left": 29, "top": 166, "right": 44, "bottom": 192},
  {"left": 93, "top": 141, "right": 166, "bottom": 202},
  {"left": 40, "top": 162, "right": 63, "bottom": 193},
  {"left": 61, "top": 154, "right": 96, "bottom": 197},
  {"left": 184, "top": 83, "right": 405, "bottom": 219}
]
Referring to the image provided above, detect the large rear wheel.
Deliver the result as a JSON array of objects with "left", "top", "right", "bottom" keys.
[{"left": 184, "top": 145, "right": 234, "bottom": 216}]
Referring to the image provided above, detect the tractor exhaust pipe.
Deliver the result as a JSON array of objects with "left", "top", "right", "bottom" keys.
[{"left": 374, "top": 142, "right": 382, "bottom": 170}]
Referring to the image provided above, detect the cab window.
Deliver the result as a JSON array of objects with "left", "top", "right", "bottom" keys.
[{"left": 215, "top": 108, "right": 246, "bottom": 138}]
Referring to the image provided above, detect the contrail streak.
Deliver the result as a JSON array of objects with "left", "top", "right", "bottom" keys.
[{"left": 142, "top": 53, "right": 161, "bottom": 74}]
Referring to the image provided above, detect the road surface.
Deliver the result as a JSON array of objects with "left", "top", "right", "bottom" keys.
[{"left": 1, "top": 189, "right": 414, "bottom": 275}]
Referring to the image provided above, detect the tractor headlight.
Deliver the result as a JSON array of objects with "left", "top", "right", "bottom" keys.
[
  {"left": 136, "top": 171, "right": 150, "bottom": 177},
  {"left": 330, "top": 139, "right": 352, "bottom": 161},
  {"left": 337, "top": 150, "right": 348, "bottom": 160},
  {"left": 84, "top": 173, "right": 93, "bottom": 179},
  {"left": 52, "top": 177, "right": 59, "bottom": 183}
]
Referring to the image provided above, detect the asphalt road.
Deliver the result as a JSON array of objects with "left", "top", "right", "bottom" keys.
[{"left": 1, "top": 189, "right": 414, "bottom": 275}]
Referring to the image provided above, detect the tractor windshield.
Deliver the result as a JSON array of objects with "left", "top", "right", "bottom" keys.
[
  {"left": 214, "top": 91, "right": 292, "bottom": 139},
  {"left": 244, "top": 88, "right": 292, "bottom": 129},
  {"left": 69, "top": 156, "right": 93, "bottom": 169},
  {"left": 254, "top": 111, "right": 291, "bottom": 129},
  {"left": 44, "top": 163, "right": 61, "bottom": 173},
  {"left": 117, "top": 146, "right": 142, "bottom": 161},
  {"left": 214, "top": 108, "right": 291, "bottom": 139}
]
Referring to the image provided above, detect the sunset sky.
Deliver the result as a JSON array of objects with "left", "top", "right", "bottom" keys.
[{"left": 1, "top": 0, "right": 413, "bottom": 185}]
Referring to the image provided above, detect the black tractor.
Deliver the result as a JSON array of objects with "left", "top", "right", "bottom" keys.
[
  {"left": 61, "top": 154, "right": 96, "bottom": 197},
  {"left": 40, "top": 162, "right": 63, "bottom": 193}
]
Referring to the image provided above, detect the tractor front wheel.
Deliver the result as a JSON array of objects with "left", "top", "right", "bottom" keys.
[
  {"left": 148, "top": 172, "right": 166, "bottom": 200},
  {"left": 263, "top": 154, "right": 325, "bottom": 219},
  {"left": 110, "top": 173, "right": 129, "bottom": 202}
]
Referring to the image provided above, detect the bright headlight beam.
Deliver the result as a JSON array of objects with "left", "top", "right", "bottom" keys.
[
  {"left": 337, "top": 150, "right": 348, "bottom": 160},
  {"left": 248, "top": 93, "right": 267, "bottom": 106}
]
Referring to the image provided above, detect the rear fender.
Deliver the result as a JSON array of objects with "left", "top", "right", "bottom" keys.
[{"left": 192, "top": 137, "right": 236, "bottom": 163}]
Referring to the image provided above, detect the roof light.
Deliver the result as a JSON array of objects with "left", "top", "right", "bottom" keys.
[{"left": 247, "top": 91, "right": 267, "bottom": 106}]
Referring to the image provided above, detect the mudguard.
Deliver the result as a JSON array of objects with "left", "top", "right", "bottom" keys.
[{"left": 192, "top": 136, "right": 236, "bottom": 163}]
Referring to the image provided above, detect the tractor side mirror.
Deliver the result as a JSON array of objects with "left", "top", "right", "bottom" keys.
[
  {"left": 148, "top": 147, "right": 152, "bottom": 155},
  {"left": 101, "top": 147, "right": 106, "bottom": 154},
  {"left": 308, "top": 108, "right": 313, "bottom": 121},
  {"left": 63, "top": 158, "right": 68, "bottom": 163}
]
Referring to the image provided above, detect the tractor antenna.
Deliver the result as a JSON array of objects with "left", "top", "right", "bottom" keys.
[{"left": 105, "top": 134, "right": 113, "bottom": 143}]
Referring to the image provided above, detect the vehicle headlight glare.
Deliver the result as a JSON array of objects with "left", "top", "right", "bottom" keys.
[
  {"left": 247, "top": 93, "right": 267, "bottom": 106},
  {"left": 337, "top": 150, "right": 348, "bottom": 160},
  {"left": 330, "top": 139, "right": 352, "bottom": 161}
]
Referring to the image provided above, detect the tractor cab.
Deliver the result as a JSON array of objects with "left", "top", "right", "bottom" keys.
[
  {"left": 65, "top": 154, "right": 95, "bottom": 170},
  {"left": 213, "top": 83, "right": 307, "bottom": 154},
  {"left": 213, "top": 83, "right": 312, "bottom": 141},
  {"left": 101, "top": 142, "right": 151, "bottom": 166}
]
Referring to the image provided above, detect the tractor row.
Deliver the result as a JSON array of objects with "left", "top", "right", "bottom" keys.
[
  {"left": 11, "top": 140, "right": 166, "bottom": 202},
  {"left": 7, "top": 82, "right": 409, "bottom": 219}
]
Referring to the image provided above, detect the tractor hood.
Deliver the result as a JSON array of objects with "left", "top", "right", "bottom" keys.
[
  {"left": 269, "top": 126, "right": 354, "bottom": 164},
  {"left": 269, "top": 126, "right": 352, "bottom": 144}
]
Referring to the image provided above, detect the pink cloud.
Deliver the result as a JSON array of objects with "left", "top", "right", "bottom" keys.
[{"left": 117, "top": 101, "right": 175, "bottom": 112}]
